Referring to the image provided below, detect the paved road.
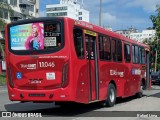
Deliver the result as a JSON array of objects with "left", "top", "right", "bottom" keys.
[{"left": 0, "top": 85, "right": 160, "bottom": 120}]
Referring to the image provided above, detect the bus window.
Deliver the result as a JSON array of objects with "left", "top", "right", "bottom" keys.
[
  {"left": 98, "top": 35, "right": 111, "bottom": 60},
  {"left": 135, "top": 46, "right": 139, "bottom": 63},
  {"left": 9, "top": 21, "right": 64, "bottom": 55},
  {"left": 117, "top": 40, "right": 122, "bottom": 62},
  {"left": 132, "top": 45, "right": 139, "bottom": 64},
  {"left": 124, "top": 44, "right": 131, "bottom": 62},
  {"left": 73, "top": 28, "right": 84, "bottom": 59},
  {"left": 139, "top": 47, "right": 142, "bottom": 64},
  {"left": 132, "top": 45, "right": 135, "bottom": 63},
  {"left": 111, "top": 39, "right": 122, "bottom": 62},
  {"left": 85, "top": 35, "right": 95, "bottom": 60},
  {"left": 98, "top": 35, "right": 104, "bottom": 59},
  {"left": 141, "top": 48, "right": 145, "bottom": 64},
  {"left": 104, "top": 36, "right": 111, "bottom": 60},
  {"left": 111, "top": 39, "right": 116, "bottom": 61}
]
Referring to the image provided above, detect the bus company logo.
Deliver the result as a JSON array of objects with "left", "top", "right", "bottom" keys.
[
  {"left": 110, "top": 70, "right": 124, "bottom": 77},
  {"left": 20, "top": 64, "right": 37, "bottom": 70}
]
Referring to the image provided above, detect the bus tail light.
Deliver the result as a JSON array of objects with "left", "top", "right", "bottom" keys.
[
  {"left": 8, "top": 68, "right": 14, "bottom": 88},
  {"left": 62, "top": 62, "right": 69, "bottom": 87}
]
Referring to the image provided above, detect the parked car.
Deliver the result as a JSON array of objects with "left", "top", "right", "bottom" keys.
[{"left": 151, "top": 71, "right": 160, "bottom": 85}]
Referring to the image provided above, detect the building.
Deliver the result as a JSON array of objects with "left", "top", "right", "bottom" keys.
[
  {"left": 130, "top": 29, "right": 156, "bottom": 43},
  {"left": 104, "top": 26, "right": 113, "bottom": 31},
  {"left": 115, "top": 27, "right": 156, "bottom": 43},
  {"left": 0, "top": 0, "right": 39, "bottom": 39},
  {"left": 114, "top": 27, "right": 138, "bottom": 38},
  {"left": 0, "top": 0, "right": 39, "bottom": 66},
  {"left": 46, "top": 0, "right": 89, "bottom": 22}
]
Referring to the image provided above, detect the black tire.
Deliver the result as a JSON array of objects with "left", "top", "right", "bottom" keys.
[
  {"left": 136, "top": 81, "right": 143, "bottom": 98},
  {"left": 101, "top": 83, "right": 116, "bottom": 107}
]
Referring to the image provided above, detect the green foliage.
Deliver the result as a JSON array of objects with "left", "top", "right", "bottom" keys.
[
  {"left": 150, "top": 5, "right": 160, "bottom": 39},
  {"left": 0, "top": 2, "right": 13, "bottom": 31},
  {"left": 0, "top": 73, "right": 6, "bottom": 86},
  {"left": 150, "top": 5, "right": 160, "bottom": 71},
  {"left": 0, "top": 2, "right": 13, "bottom": 15},
  {"left": 0, "top": 18, "right": 6, "bottom": 31}
]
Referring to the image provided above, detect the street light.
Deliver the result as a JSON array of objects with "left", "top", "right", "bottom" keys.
[{"left": 99, "top": 0, "right": 102, "bottom": 27}]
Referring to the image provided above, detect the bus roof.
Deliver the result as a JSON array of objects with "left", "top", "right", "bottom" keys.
[
  {"left": 72, "top": 17, "right": 150, "bottom": 49},
  {"left": 7, "top": 17, "right": 150, "bottom": 49}
]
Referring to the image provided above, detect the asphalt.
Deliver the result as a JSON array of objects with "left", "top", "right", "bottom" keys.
[{"left": 0, "top": 85, "right": 160, "bottom": 120}]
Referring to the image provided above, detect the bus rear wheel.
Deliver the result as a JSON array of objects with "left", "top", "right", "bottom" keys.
[
  {"left": 136, "top": 81, "right": 143, "bottom": 98},
  {"left": 101, "top": 83, "right": 116, "bottom": 107}
]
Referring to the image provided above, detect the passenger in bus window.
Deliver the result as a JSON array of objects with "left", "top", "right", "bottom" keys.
[{"left": 25, "top": 23, "right": 44, "bottom": 50}]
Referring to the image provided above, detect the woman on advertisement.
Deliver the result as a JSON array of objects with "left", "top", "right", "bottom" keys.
[{"left": 25, "top": 23, "right": 44, "bottom": 50}]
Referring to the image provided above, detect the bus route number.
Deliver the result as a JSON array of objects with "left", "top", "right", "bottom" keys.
[{"left": 39, "top": 62, "right": 55, "bottom": 68}]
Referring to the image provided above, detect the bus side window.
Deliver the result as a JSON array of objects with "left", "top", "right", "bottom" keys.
[
  {"left": 139, "top": 47, "right": 142, "bottom": 64},
  {"left": 98, "top": 35, "right": 104, "bottom": 59},
  {"left": 111, "top": 39, "right": 116, "bottom": 61},
  {"left": 73, "top": 28, "right": 84, "bottom": 59},
  {"left": 141, "top": 48, "right": 145, "bottom": 64},
  {"left": 135, "top": 46, "right": 139, "bottom": 63},
  {"left": 111, "top": 39, "right": 122, "bottom": 62},
  {"left": 124, "top": 44, "right": 131, "bottom": 62},
  {"left": 98, "top": 35, "right": 111, "bottom": 60},
  {"left": 132, "top": 45, "right": 139, "bottom": 64},
  {"left": 104, "top": 36, "right": 111, "bottom": 60},
  {"left": 132, "top": 45, "right": 135, "bottom": 63},
  {"left": 117, "top": 40, "right": 122, "bottom": 62}
]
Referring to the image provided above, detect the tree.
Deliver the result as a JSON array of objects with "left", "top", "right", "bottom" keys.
[
  {"left": 0, "top": 1, "right": 13, "bottom": 59},
  {"left": 0, "top": 18, "right": 6, "bottom": 31},
  {"left": 0, "top": 1, "right": 13, "bottom": 31},
  {"left": 150, "top": 5, "right": 160, "bottom": 71}
]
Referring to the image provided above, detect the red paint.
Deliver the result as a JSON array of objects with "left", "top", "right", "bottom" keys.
[{"left": 5, "top": 17, "right": 150, "bottom": 104}]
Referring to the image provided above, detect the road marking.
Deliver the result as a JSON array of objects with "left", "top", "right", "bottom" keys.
[{"left": 72, "top": 117, "right": 85, "bottom": 120}]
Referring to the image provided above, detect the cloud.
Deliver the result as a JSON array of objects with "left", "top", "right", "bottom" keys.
[
  {"left": 39, "top": 10, "right": 46, "bottom": 17},
  {"left": 102, "top": 13, "right": 117, "bottom": 26},
  {"left": 126, "top": 0, "right": 160, "bottom": 12},
  {"left": 39, "top": 0, "right": 156, "bottom": 30}
]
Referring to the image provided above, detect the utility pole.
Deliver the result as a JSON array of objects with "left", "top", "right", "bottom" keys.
[
  {"left": 155, "top": 36, "right": 158, "bottom": 72},
  {"left": 99, "top": 0, "right": 102, "bottom": 27}
]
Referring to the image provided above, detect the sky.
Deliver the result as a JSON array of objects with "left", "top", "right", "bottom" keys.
[{"left": 39, "top": 0, "right": 160, "bottom": 31}]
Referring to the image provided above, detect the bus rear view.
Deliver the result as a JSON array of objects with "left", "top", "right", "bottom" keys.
[{"left": 5, "top": 17, "right": 72, "bottom": 102}]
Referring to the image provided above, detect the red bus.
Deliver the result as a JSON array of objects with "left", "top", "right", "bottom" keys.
[{"left": 5, "top": 17, "right": 150, "bottom": 107}]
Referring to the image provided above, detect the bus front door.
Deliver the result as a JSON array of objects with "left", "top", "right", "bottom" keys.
[{"left": 85, "top": 34, "right": 99, "bottom": 102}]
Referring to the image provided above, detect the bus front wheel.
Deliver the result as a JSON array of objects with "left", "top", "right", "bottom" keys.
[{"left": 101, "top": 83, "right": 116, "bottom": 107}]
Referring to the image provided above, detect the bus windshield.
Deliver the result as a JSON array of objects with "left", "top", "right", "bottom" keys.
[{"left": 9, "top": 21, "right": 63, "bottom": 54}]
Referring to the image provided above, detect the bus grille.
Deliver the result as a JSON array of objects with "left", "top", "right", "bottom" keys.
[{"left": 29, "top": 94, "right": 45, "bottom": 97}]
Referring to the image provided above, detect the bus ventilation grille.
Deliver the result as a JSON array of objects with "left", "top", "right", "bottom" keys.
[{"left": 29, "top": 94, "right": 45, "bottom": 97}]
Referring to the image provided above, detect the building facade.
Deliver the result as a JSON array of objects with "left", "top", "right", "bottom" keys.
[
  {"left": 114, "top": 27, "right": 138, "bottom": 38},
  {"left": 0, "top": 0, "right": 39, "bottom": 39},
  {"left": 115, "top": 27, "right": 156, "bottom": 43},
  {"left": 46, "top": 0, "right": 89, "bottom": 22},
  {"left": 130, "top": 30, "right": 156, "bottom": 42}
]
